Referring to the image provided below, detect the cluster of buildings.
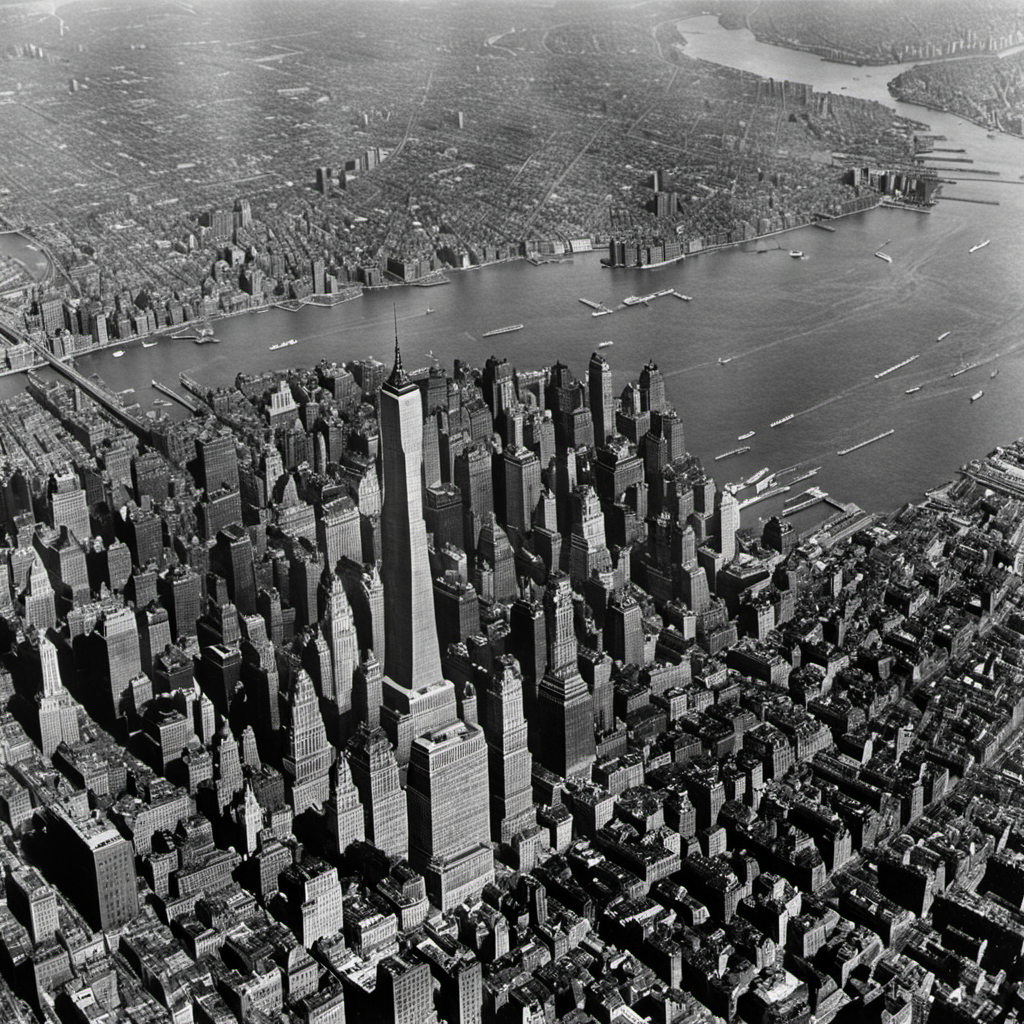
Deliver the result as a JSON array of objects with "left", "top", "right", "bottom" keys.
[
  {"left": 0, "top": 327, "right": 1015, "bottom": 1023},
  {"left": 0, "top": 1, "right": 926, "bottom": 366}
]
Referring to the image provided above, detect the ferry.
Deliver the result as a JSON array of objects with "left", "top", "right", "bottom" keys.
[
  {"left": 968, "top": 240, "right": 990, "bottom": 253},
  {"left": 737, "top": 431, "right": 755, "bottom": 441},
  {"left": 789, "top": 250, "right": 803, "bottom": 258},
  {"left": 971, "top": 391, "right": 984, "bottom": 402},
  {"left": 874, "top": 251, "right": 892, "bottom": 263},
  {"left": 719, "top": 357, "right": 733, "bottom": 365},
  {"left": 598, "top": 341, "right": 614, "bottom": 349},
  {"left": 770, "top": 414, "right": 794, "bottom": 427},
  {"left": 269, "top": 338, "right": 299, "bottom": 351},
  {"left": 837, "top": 429, "right": 895, "bottom": 456},
  {"left": 714, "top": 446, "right": 751, "bottom": 461},
  {"left": 482, "top": 324, "right": 523, "bottom": 337},
  {"left": 738, "top": 484, "right": 791, "bottom": 510},
  {"left": 936, "top": 331, "right": 950, "bottom": 342},
  {"left": 142, "top": 340, "right": 157, "bottom": 348},
  {"left": 905, "top": 386, "right": 922, "bottom": 394},
  {"left": 746, "top": 467, "right": 771, "bottom": 486},
  {"left": 950, "top": 362, "right": 980, "bottom": 378},
  {"left": 874, "top": 354, "right": 919, "bottom": 379},
  {"left": 786, "top": 466, "right": 821, "bottom": 486},
  {"left": 112, "top": 350, "right": 124, "bottom": 358}
]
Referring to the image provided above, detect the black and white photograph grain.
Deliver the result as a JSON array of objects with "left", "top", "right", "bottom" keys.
[{"left": 0, "top": 0, "right": 1022, "bottom": 1022}]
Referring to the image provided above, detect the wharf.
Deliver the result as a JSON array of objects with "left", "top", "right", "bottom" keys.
[{"left": 151, "top": 379, "right": 199, "bottom": 414}]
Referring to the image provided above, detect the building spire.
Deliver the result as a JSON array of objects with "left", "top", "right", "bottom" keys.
[{"left": 386, "top": 304, "right": 409, "bottom": 388}]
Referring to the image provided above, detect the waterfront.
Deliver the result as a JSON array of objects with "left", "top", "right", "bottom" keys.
[{"left": 4, "top": 17, "right": 1023, "bottom": 521}]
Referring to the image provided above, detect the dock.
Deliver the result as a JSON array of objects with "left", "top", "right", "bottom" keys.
[{"left": 151, "top": 379, "right": 200, "bottom": 414}]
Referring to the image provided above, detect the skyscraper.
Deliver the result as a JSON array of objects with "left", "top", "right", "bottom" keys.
[
  {"left": 347, "top": 725, "right": 408, "bottom": 860},
  {"left": 406, "top": 721, "right": 494, "bottom": 910},
  {"left": 477, "top": 657, "right": 535, "bottom": 842},
  {"left": 282, "top": 668, "right": 333, "bottom": 815},
  {"left": 379, "top": 337, "right": 443, "bottom": 691},
  {"left": 588, "top": 351, "right": 614, "bottom": 446},
  {"left": 323, "top": 574, "right": 357, "bottom": 746},
  {"left": 536, "top": 574, "right": 596, "bottom": 779},
  {"left": 36, "top": 634, "right": 79, "bottom": 757}
]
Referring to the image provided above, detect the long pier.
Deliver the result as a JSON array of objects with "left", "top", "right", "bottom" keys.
[{"left": 151, "top": 379, "right": 199, "bottom": 413}]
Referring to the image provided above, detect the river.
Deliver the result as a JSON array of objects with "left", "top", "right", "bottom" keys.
[{"left": 3, "top": 16, "right": 1023, "bottom": 521}]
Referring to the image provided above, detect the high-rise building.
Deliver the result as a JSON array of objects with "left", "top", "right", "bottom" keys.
[
  {"left": 477, "top": 657, "right": 535, "bottom": 842},
  {"left": 639, "top": 360, "right": 667, "bottom": 413},
  {"left": 375, "top": 953, "right": 438, "bottom": 1024},
  {"left": 36, "top": 635, "right": 79, "bottom": 757},
  {"left": 323, "top": 574, "right": 357, "bottom": 746},
  {"left": 97, "top": 606, "right": 141, "bottom": 720},
  {"left": 195, "top": 433, "right": 239, "bottom": 496},
  {"left": 568, "top": 485, "right": 613, "bottom": 590},
  {"left": 46, "top": 803, "right": 138, "bottom": 932},
  {"left": 282, "top": 669, "right": 333, "bottom": 815},
  {"left": 379, "top": 336, "right": 443, "bottom": 692},
  {"left": 406, "top": 721, "right": 494, "bottom": 910},
  {"left": 158, "top": 565, "right": 202, "bottom": 640},
  {"left": 326, "top": 759, "right": 365, "bottom": 858},
  {"left": 588, "top": 351, "right": 614, "bottom": 446},
  {"left": 474, "top": 514, "right": 515, "bottom": 606},
  {"left": 277, "top": 856, "right": 343, "bottom": 947},
  {"left": 318, "top": 496, "right": 361, "bottom": 571},
  {"left": 50, "top": 472, "right": 90, "bottom": 542},
  {"left": 217, "top": 525, "right": 257, "bottom": 615},
  {"left": 499, "top": 445, "right": 541, "bottom": 547},
  {"left": 347, "top": 726, "right": 408, "bottom": 860},
  {"left": 717, "top": 489, "right": 740, "bottom": 562},
  {"left": 22, "top": 558, "right": 56, "bottom": 632}
]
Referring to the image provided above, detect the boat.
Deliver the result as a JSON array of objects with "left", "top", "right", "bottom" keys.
[
  {"left": 197, "top": 323, "right": 215, "bottom": 337},
  {"left": 874, "top": 251, "right": 892, "bottom": 263},
  {"left": 783, "top": 487, "right": 827, "bottom": 516},
  {"left": 950, "top": 361, "right": 981, "bottom": 378},
  {"left": 737, "top": 431, "right": 755, "bottom": 441},
  {"left": 789, "top": 251, "right": 803, "bottom": 258},
  {"left": 874, "top": 354, "right": 919, "bottom": 379},
  {"left": 714, "top": 446, "right": 751, "bottom": 461},
  {"left": 425, "top": 307, "right": 435, "bottom": 315},
  {"left": 193, "top": 335, "right": 219, "bottom": 345},
  {"left": 770, "top": 414, "right": 794, "bottom": 427},
  {"left": 936, "top": 331, "right": 950, "bottom": 342},
  {"left": 598, "top": 341, "right": 614, "bottom": 349},
  {"left": 592, "top": 309, "right": 614, "bottom": 317},
  {"left": 738, "top": 484, "right": 791, "bottom": 509},
  {"left": 837, "top": 429, "right": 895, "bottom": 456},
  {"left": 118, "top": 388, "right": 135, "bottom": 395},
  {"left": 990, "top": 369, "right": 999, "bottom": 378},
  {"left": 142, "top": 340, "right": 157, "bottom": 348},
  {"left": 719, "top": 357, "right": 733, "bottom": 365},
  {"left": 673, "top": 292, "right": 692, "bottom": 301},
  {"left": 112, "top": 350, "right": 124, "bottom": 358},
  {"left": 968, "top": 240, "right": 990, "bottom": 253},
  {"left": 786, "top": 466, "right": 821, "bottom": 486},
  {"left": 482, "top": 324, "right": 524, "bottom": 337},
  {"left": 746, "top": 467, "right": 771, "bottom": 486},
  {"left": 971, "top": 391, "right": 984, "bottom": 402},
  {"left": 905, "top": 386, "right": 922, "bottom": 394}
]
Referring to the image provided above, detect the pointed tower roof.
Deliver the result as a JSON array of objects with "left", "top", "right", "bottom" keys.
[{"left": 384, "top": 305, "right": 413, "bottom": 392}]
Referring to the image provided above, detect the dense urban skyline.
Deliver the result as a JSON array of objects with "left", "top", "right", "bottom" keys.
[{"left": 0, "top": 2, "right": 1022, "bottom": 1024}]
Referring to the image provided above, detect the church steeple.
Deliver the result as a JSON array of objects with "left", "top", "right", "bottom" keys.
[{"left": 386, "top": 304, "right": 410, "bottom": 390}]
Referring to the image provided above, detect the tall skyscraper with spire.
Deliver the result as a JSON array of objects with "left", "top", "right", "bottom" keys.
[
  {"left": 379, "top": 329, "right": 443, "bottom": 691},
  {"left": 36, "top": 634, "right": 79, "bottom": 757},
  {"left": 378, "top": 324, "right": 457, "bottom": 766}
]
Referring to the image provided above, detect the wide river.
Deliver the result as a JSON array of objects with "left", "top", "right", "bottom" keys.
[{"left": 5, "top": 16, "right": 1023, "bottom": 519}]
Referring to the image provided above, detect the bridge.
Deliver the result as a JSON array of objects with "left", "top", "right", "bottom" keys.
[{"left": 0, "top": 322, "right": 154, "bottom": 439}]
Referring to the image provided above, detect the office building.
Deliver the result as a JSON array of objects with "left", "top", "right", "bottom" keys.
[
  {"left": 347, "top": 725, "right": 408, "bottom": 860},
  {"left": 588, "top": 351, "right": 614, "bottom": 446},
  {"left": 282, "top": 669, "right": 333, "bottom": 815},
  {"left": 407, "top": 721, "right": 494, "bottom": 910}
]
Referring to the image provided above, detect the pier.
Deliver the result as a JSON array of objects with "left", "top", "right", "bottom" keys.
[{"left": 151, "top": 379, "right": 200, "bottom": 414}]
